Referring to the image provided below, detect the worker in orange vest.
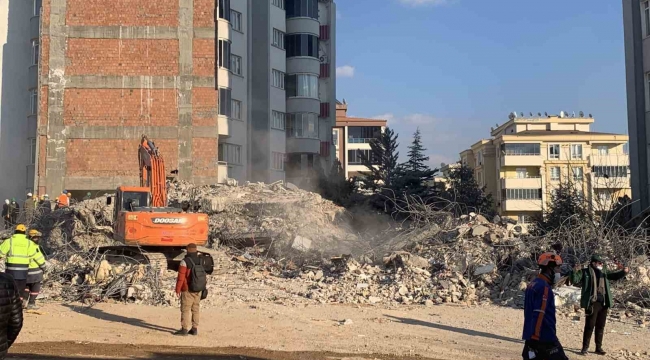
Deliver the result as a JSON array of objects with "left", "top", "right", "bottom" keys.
[{"left": 56, "top": 190, "right": 70, "bottom": 209}]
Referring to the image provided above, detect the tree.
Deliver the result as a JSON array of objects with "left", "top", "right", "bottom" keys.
[
  {"left": 360, "top": 127, "right": 400, "bottom": 191},
  {"left": 531, "top": 180, "right": 592, "bottom": 235},
  {"left": 392, "top": 128, "right": 438, "bottom": 199},
  {"left": 442, "top": 165, "right": 493, "bottom": 216},
  {"left": 316, "top": 159, "right": 358, "bottom": 207},
  {"left": 406, "top": 128, "right": 431, "bottom": 174}
]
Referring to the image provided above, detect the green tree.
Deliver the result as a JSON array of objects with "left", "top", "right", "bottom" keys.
[
  {"left": 442, "top": 165, "right": 493, "bottom": 216},
  {"left": 531, "top": 180, "right": 592, "bottom": 235},
  {"left": 392, "top": 128, "right": 438, "bottom": 198},
  {"left": 360, "top": 127, "right": 400, "bottom": 191},
  {"left": 316, "top": 159, "right": 358, "bottom": 207}
]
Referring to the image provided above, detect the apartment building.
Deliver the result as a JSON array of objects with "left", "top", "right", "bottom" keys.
[
  {"left": 623, "top": 0, "right": 650, "bottom": 216},
  {"left": 333, "top": 100, "right": 387, "bottom": 178},
  {"left": 0, "top": 0, "right": 335, "bottom": 200},
  {"left": 460, "top": 113, "right": 630, "bottom": 223}
]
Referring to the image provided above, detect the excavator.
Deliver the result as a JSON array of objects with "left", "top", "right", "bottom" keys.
[{"left": 100, "top": 135, "right": 214, "bottom": 272}]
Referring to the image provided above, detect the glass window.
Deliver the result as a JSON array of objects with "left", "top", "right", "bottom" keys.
[
  {"left": 332, "top": 129, "right": 339, "bottom": 146},
  {"left": 515, "top": 168, "right": 527, "bottom": 179},
  {"left": 33, "top": 0, "right": 42, "bottom": 17},
  {"left": 272, "top": 69, "right": 285, "bottom": 89},
  {"left": 218, "top": 0, "right": 231, "bottom": 21},
  {"left": 645, "top": 1, "right": 650, "bottom": 37},
  {"left": 592, "top": 166, "right": 629, "bottom": 178},
  {"left": 218, "top": 143, "right": 242, "bottom": 165},
  {"left": 572, "top": 167, "right": 583, "bottom": 181},
  {"left": 285, "top": 74, "right": 318, "bottom": 98},
  {"left": 286, "top": 113, "right": 319, "bottom": 139},
  {"left": 518, "top": 215, "right": 531, "bottom": 224},
  {"left": 230, "top": 10, "right": 242, "bottom": 31},
  {"left": 596, "top": 145, "right": 608, "bottom": 155},
  {"left": 502, "top": 143, "right": 540, "bottom": 156},
  {"left": 571, "top": 144, "right": 583, "bottom": 159},
  {"left": 285, "top": 34, "right": 319, "bottom": 58},
  {"left": 218, "top": 88, "right": 232, "bottom": 117},
  {"left": 29, "top": 138, "right": 36, "bottom": 165},
  {"left": 548, "top": 144, "right": 560, "bottom": 159},
  {"left": 231, "top": 99, "right": 241, "bottom": 120},
  {"left": 505, "top": 188, "right": 542, "bottom": 200},
  {"left": 550, "top": 167, "right": 560, "bottom": 181},
  {"left": 348, "top": 126, "right": 382, "bottom": 143},
  {"left": 272, "top": 0, "right": 285, "bottom": 9},
  {"left": 31, "top": 39, "right": 39, "bottom": 66},
  {"left": 272, "top": 152, "right": 285, "bottom": 171},
  {"left": 347, "top": 149, "right": 378, "bottom": 165},
  {"left": 29, "top": 89, "right": 38, "bottom": 116},
  {"left": 286, "top": 0, "right": 318, "bottom": 19},
  {"left": 272, "top": 111, "right": 285, "bottom": 130},
  {"left": 230, "top": 54, "right": 242, "bottom": 76},
  {"left": 273, "top": 29, "right": 285, "bottom": 50},
  {"left": 218, "top": 40, "right": 231, "bottom": 70}
]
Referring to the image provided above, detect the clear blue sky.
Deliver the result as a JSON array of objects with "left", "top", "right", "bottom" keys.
[{"left": 335, "top": 0, "right": 627, "bottom": 168}]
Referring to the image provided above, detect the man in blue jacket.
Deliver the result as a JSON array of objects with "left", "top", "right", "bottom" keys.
[{"left": 522, "top": 252, "right": 568, "bottom": 360}]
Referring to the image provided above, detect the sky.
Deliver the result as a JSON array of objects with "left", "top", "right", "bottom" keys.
[{"left": 335, "top": 0, "right": 628, "bottom": 169}]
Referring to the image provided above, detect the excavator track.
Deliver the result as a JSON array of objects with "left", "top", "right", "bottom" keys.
[
  {"left": 97, "top": 246, "right": 170, "bottom": 271},
  {"left": 141, "top": 252, "right": 169, "bottom": 272}
]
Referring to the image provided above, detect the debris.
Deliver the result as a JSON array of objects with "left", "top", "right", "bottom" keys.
[{"left": 471, "top": 225, "right": 490, "bottom": 237}]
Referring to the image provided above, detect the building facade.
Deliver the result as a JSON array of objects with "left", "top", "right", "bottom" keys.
[
  {"left": 460, "top": 114, "right": 630, "bottom": 223},
  {"left": 333, "top": 100, "right": 387, "bottom": 178},
  {"left": 623, "top": 0, "right": 650, "bottom": 216},
  {"left": 0, "top": 0, "right": 335, "bottom": 200}
]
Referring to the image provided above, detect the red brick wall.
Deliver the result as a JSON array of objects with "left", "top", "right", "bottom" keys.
[
  {"left": 192, "top": 138, "right": 218, "bottom": 177},
  {"left": 66, "top": 0, "right": 178, "bottom": 27},
  {"left": 66, "top": 139, "right": 178, "bottom": 177},
  {"left": 193, "top": 0, "right": 214, "bottom": 27},
  {"left": 192, "top": 88, "right": 217, "bottom": 127},
  {"left": 193, "top": 39, "right": 215, "bottom": 77},
  {"left": 64, "top": 89, "right": 179, "bottom": 127},
  {"left": 66, "top": 39, "right": 179, "bottom": 76}
]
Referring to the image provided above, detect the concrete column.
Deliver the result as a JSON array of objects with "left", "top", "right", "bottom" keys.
[{"left": 177, "top": 0, "right": 194, "bottom": 180}]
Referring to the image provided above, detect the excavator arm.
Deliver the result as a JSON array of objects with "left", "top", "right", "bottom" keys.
[{"left": 138, "top": 135, "right": 167, "bottom": 207}]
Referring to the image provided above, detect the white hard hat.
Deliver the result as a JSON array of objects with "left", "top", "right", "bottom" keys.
[
  {"left": 4, "top": 199, "right": 8, "bottom": 205},
  {"left": 27, "top": 193, "right": 32, "bottom": 197},
  {"left": 44, "top": 194, "right": 49, "bottom": 198}
]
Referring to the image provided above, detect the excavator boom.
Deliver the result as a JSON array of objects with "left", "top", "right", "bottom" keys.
[{"left": 139, "top": 135, "right": 167, "bottom": 207}]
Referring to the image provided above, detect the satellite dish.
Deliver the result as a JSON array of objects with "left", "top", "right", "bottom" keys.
[
  {"left": 538, "top": 112, "right": 542, "bottom": 117},
  {"left": 560, "top": 111, "right": 565, "bottom": 118},
  {"left": 520, "top": 112, "right": 524, "bottom": 117},
  {"left": 529, "top": 112, "right": 533, "bottom": 117},
  {"left": 579, "top": 111, "right": 584, "bottom": 118},
  {"left": 509, "top": 112, "right": 516, "bottom": 120},
  {"left": 490, "top": 127, "right": 494, "bottom": 131},
  {"left": 589, "top": 113, "right": 593, "bottom": 118},
  {"left": 545, "top": 112, "right": 548, "bottom": 117},
  {"left": 572, "top": 112, "right": 576, "bottom": 118}
]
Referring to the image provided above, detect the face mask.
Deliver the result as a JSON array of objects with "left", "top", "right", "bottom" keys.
[
  {"left": 554, "top": 273, "right": 562, "bottom": 283},
  {"left": 596, "top": 265, "right": 603, "bottom": 271}
]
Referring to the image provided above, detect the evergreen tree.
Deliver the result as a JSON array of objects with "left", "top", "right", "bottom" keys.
[
  {"left": 406, "top": 128, "right": 430, "bottom": 173},
  {"left": 392, "top": 128, "right": 438, "bottom": 199},
  {"left": 360, "top": 127, "right": 400, "bottom": 191},
  {"left": 316, "top": 159, "right": 357, "bottom": 207},
  {"left": 442, "top": 164, "right": 493, "bottom": 216}
]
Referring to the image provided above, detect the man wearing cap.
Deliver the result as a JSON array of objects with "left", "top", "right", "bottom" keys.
[
  {"left": 23, "top": 193, "right": 35, "bottom": 225},
  {"left": 0, "top": 224, "right": 46, "bottom": 304},
  {"left": 25, "top": 230, "right": 48, "bottom": 310},
  {"left": 571, "top": 254, "right": 628, "bottom": 356}
]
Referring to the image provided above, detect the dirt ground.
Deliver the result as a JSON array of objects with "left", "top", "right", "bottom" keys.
[{"left": 8, "top": 302, "right": 650, "bottom": 360}]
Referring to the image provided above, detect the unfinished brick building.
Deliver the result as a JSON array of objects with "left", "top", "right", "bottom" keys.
[{"left": 37, "top": 0, "right": 221, "bottom": 197}]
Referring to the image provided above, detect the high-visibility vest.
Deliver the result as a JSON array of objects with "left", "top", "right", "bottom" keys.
[
  {"left": 0, "top": 234, "right": 43, "bottom": 279},
  {"left": 57, "top": 194, "right": 69, "bottom": 207}
]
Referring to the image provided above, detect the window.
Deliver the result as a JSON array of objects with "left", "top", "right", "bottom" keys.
[
  {"left": 29, "top": 138, "right": 36, "bottom": 165},
  {"left": 571, "top": 144, "right": 583, "bottom": 159},
  {"left": 285, "top": 34, "right": 319, "bottom": 58},
  {"left": 33, "top": 0, "right": 42, "bottom": 17},
  {"left": 217, "top": 40, "right": 231, "bottom": 70},
  {"left": 272, "top": 152, "right": 285, "bottom": 171},
  {"left": 231, "top": 99, "right": 241, "bottom": 120},
  {"left": 548, "top": 144, "right": 560, "bottom": 159},
  {"left": 596, "top": 145, "right": 609, "bottom": 155},
  {"left": 230, "top": 10, "right": 242, "bottom": 32},
  {"left": 515, "top": 168, "right": 527, "bottom": 179},
  {"left": 550, "top": 167, "right": 560, "bottom": 181},
  {"left": 218, "top": 143, "right": 242, "bottom": 165},
  {"left": 644, "top": 1, "right": 650, "bottom": 37},
  {"left": 218, "top": 0, "right": 231, "bottom": 21},
  {"left": 273, "top": 29, "right": 285, "bottom": 50},
  {"left": 31, "top": 39, "right": 39, "bottom": 65},
  {"left": 592, "top": 166, "right": 629, "bottom": 178},
  {"left": 272, "top": 111, "right": 285, "bottom": 130},
  {"left": 332, "top": 129, "right": 339, "bottom": 146},
  {"left": 272, "top": 69, "right": 285, "bottom": 89},
  {"left": 477, "top": 172, "right": 483, "bottom": 186},
  {"left": 598, "top": 190, "right": 611, "bottom": 204},
  {"left": 348, "top": 149, "right": 378, "bottom": 165},
  {"left": 572, "top": 167, "right": 583, "bottom": 181},
  {"left": 347, "top": 126, "right": 382, "bottom": 143},
  {"left": 286, "top": 0, "right": 318, "bottom": 19},
  {"left": 501, "top": 143, "right": 540, "bottom": 156},
  {"left": 230, "top": 54, "right": 242, "bottom": 76},
  {"left": 478, "top": 151, "right": 483, "bottom": 165},
  {"left": 504, "top": 188, "right": 542, "bottom": 200},
  {"left": 518, "top": 215, "right": 531, "bottom": 224},
  {"left": 218, "top": 88, "right": 232, "bottom": 117},
  {"left": 272, "top": 0, "right": 285, "bottom": 9},
  {"left": 285, "top": 74, "right": 318, "bottom": 98},
  {"left": 29, "top": 89, "right": 38, "bottom": 115},
  {"left": 286, "top": 113, "right": 319, "bottom": 139}
]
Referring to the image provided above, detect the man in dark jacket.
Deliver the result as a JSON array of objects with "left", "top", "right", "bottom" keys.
[
  {"left": 571, "top": 254, "right": 628, "bottom": 356},
  {"left": 522, "top": 252, "right": 568, "bottom": 360},
  {"left": 0, "top": 272, "right": 24, "bottom": 358},
  {"left": 7, "top": 201, "right": 19, "bottom": 228},
  {"left": 1, "top": 201, "right": 8, "bottom": 230},
  {"left": 174, "top": 243, "right": 205, "bottom": 336}
]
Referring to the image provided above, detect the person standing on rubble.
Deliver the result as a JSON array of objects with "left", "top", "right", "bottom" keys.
[
  {"left": 0, "top": 224, "right": 46, "bottom": 306},
  {"left": 39, "top": 195, "right": 51, "bottom": 217},
  {"left": 174, "top": 243, "right": 207, "bottom": 336},
  {"left": 23, "top": 193, "right": 35, "bottom": 225},
  {"left": 56, "top": 191, "right": 69, "bottom": 209},
  {"left": 25, "top": 230, "right": 48, "bottom": 310},
  {"left": 522, "top": 252, "right": 568, "bottom": 360},
  {"left": 1, "top": 200, "right": 9, "bottom": 230},
  {"left": 8, "top": 200, "right": 19, "bottom": 228},
  {"left": 0, "top": 268, "right": 24, "bottom": 359},
  {"left": 83, "top": 192, "right": 92, "bottom": 201},
  {"left": 570, "top": 254, "right": 628, "bottom": 356}
]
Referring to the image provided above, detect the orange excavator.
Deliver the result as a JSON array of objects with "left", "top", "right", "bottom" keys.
[{"left": 101, "top": 135, "right": 213, "bottom": 272}]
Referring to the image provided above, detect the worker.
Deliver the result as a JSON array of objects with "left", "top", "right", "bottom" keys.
[
  {"left": 0, "top": 270, "right": 23, "bottom": 359},
  {"left": 56, "top": 190, "right": 69, "bottom": 209},
  {"left": 522, "top": 252, "right": 568, "bottom": 360},
  {"left": 23, "top": 193, "right": 35, "bottom": 225},
  {"left": 1, "top": 200, "right": 8, "bottom": 230},
  {"left": 25, "top": 229, "right": 48, "bottom": 310},
  {"left": 8, "top": 199, "right": 19, "bottom": 227},
  {"left": 174, "top": 243, "right": 207, "bottom": 336},
  {"left": 39, "top": 195, "right": 52, "bottom": 216},
  {"left": 570, "top": 254, "right": 628, "bottom": 356},
  {"left": 0, "top": 224, "right": 46, "bottom": 305},
  {"left": 83, "top": 192, "right": 92, "bottom": 201}
]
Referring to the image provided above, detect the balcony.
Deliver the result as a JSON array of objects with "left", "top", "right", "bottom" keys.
[
  {"left": 501, "top": 199, "right": 543, "bottom": 212},
  {"left": 217, "top": 163, "right": 229, "bottom": 184},
  {"left": 501, "top": 176, "right": 542, "bottom": 189},
  {"left": 589, "top": 154, "right": 629, "bottom": 166},
  {"left": 218, "top": 117, "right": 230, "bottom": 137},
  {"left": 286, "top": 137, "right": 320, "bottom": 154},
  {"left": 500, "top": 154, "right": 543, "bottom": 167},
  {"left": 348, "top": 138, "right": 378, "bottom": 144},
  {"left": 591, "top": 175, "right": 630, "bottom": 189}
]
